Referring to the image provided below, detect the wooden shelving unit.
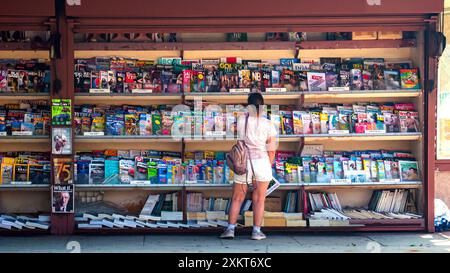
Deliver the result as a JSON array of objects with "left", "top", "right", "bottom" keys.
[{"left": 1, "top": 0, "right": 441, "bottom": 235}]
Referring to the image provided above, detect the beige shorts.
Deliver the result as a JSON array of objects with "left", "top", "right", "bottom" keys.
[{"left": 233, "top": 158, "right": 273, "bottom": 184}]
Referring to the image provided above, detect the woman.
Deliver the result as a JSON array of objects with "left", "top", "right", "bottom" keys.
[{"left": 220, "top": 92, "right": 278, "bottom": 240}]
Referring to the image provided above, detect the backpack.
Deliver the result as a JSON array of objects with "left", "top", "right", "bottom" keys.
[{"left": 226, "top": 114, "right": 255, "bottom": 176}]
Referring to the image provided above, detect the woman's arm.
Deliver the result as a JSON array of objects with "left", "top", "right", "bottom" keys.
[{"left": 267, "top": 136, "right": 276, "bottom": 164}]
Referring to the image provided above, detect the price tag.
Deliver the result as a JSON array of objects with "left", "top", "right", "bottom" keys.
[
  {"left": 11, "top": 181, "right": 32, "bottom": 185},
  {"left": 365, "top": 130, "right": 386, "bottom": 134},
  {"left": 379, "top": 179, "right": 401, "bottom": 183},
  {"left": 12, "top": 131, "right": 33, "bottom": 136},
  {"left": 328, "top": 87, "right": 350, "bottom": 92},
  {"left": 130, "top": 180, "right": 151, "bottom": 185},
  {"left": 328, "top": 130, "right": 350, "bottom": 135},
  {"left": 0, "top": 132, "right": 7, "bottom": 136},
  {"left": 265, "top": 88, "right": 288, "bottom": 92},
  {"left": 131, "top": 89, "right": 153, "bottom": 94},
  {"left": 83, "top": 132, "right": 105, "bottom": 136},
  {"left": 229, "top": 88, "right": 250, "bottom": 93},
  {"left": 89, "top": 89, "right": 110, "bottom": 94},
  {"left": 331, "top": 179, "right": 351, "bottom": 183}
]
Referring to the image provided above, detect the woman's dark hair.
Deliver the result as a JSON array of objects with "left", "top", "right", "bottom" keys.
[{"left": 248, "top": 92, "right": 264, "bottom": 111}]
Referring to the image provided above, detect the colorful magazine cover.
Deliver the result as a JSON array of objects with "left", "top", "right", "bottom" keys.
[
  {"left": 384, "top": 112, "right": 400, "bottom": 133},
  {"left": 52, "top": 127, "right": 72, "bottom": 155},
  {"left": 325, "top": 72, "right": 339, "bottom": 90},
  {"left": 384, "top": 70, "right": 401, "bottom": 90},
  {"left": 307, "top": 72, "right": 326, "bottom": 91},
  {"left": 399, "top": 111, "right": 419, "bottom": 133},
  {"left": 51, "top": 99, "right": 72, "bottom": 126},
  {"left": 53, "top": 158, "right": 73, "bottom": 184},
  {"left": 400, "top": 68, "right": 420, "bottom": 89},
  {"left": 52, "top": 184, "right": 74, "bottom": 213},
  {"left": 399, "top": 161, "right": 419, "bottom": 182},
  {"left": 350, "top": 69, "right": 363, "bottom": 90}
]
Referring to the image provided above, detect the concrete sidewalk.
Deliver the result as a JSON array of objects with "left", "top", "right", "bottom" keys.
[{"left": 1, "top": 232, "right": 450, "bottom": 253}]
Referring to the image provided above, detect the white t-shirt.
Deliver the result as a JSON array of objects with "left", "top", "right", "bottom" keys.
[{"left": 237, "top": 115, "right": 278, "bottom": 159}]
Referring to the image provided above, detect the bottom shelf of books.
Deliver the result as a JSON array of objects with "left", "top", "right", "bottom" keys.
[{"left": 72, "top": 148, "right": 424, "bottom": 232}]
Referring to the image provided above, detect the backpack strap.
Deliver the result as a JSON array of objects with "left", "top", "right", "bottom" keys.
[{"left": 243, "top": 113, "right": 257, "bottom": 190}]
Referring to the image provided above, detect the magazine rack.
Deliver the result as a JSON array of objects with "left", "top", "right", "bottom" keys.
[{"left": 0, "top": 0, "right": 443, "bottom": 235}]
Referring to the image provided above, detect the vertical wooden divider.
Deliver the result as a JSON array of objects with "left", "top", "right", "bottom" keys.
[
  {"left": 425, "top": 20, "right": 439, "bottom": 232},
  {"left": 50, "top": 1, "right": 75, "bottom": 235}
]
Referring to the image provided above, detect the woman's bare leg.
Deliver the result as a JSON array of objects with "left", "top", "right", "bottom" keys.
[
  {"left": 228, "top": 183, "right": 248, "bottom": 225},
  {"left": 252, "top": 181, "right": 270, "bottom": 227}
]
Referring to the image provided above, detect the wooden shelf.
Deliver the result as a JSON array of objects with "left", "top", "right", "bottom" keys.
[
  {"left": 185, "top": 90, "right": 420, "bottom": 104},
  {"left": 75, "top": 135, "right": 180, "bottom": 143},
  {"left": 348, "top": 218, "right": 424, "bottom": 226},
  {"left": 74, "top": 41, "right": 296, "bottom": 51},
  {"left": 0, "top": 136, "right": 49, "bottom": 144},
  {"left": 303, "top": 89, "right": 421, "bottom": 99},
  {"left": 0, "top": 184, "right": 50, "bottom": 191},
  {"left": 297, "top": 39, "right": 417, "bottom": 50},
  {"left": 73, "top": 40, "right": 417, "bottom": 52},
  {"left": 74, "top": 93, "right": 183, "bottom": 105},
  {"left": 184, "top": 133, "right": 422, "bottom": 143},
  {"left": 304, "top": 132, "right": 422, "bottom": 142},
  {"left": 0, "top": 229, "right": 50, "bottom": 235},
  {"left": 185, "top": 92, "right": 302, "bottom": 105},
  {"left": 75, "top": 184, "right": 184, "bottom": 191},
  {"left": 0, "top": 93, "right": 50, "bottom": 101},
  {"left": 304, "top": 181, "right": 422, "bottom": 190},
  {"left": 0, "top": 43, "right": 50, "bottom": 51},
  {"left": 74, "top": 220, "right": 425, "bottom": 234}
]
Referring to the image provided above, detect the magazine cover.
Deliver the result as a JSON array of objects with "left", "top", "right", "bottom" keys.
[
  {"left": 350, "top": 69, "right": 363, "bottom": 90},
  {"left": 339, "top": 70, "right": 351, "bottom": 89},
  {"left": 1, "top": 158, "right": 15, "bottom": 184},
  {"left": 125, "top": 114, "right": 138, "bottom": 135},
  {"left": 325, "top": 72, "right": 339, "bottom": 91},
  {"left": 362, "top": 70, "right": 373, "bottom": 90},
  {"left": 52, "top": 127, "right": 72, "bottom": 155},
  {"left": 400, "top": 68, "right": 420, "bottom": 89},
  {"left": 51, "top": 99, "right": 72, "bottom": 126},
  {"left": 384, "top": 112, "right": 400, "bottom": 133},
  {"left": 399, "top": 111, "right": 419, "bottom": 133},
  {"left": 373, "top": 64, "right": 386, "bottom": 90},
  {"left": 307, "top": 72, "right": 326, "bottom": 91},
  {"left": 293, "top": 111, "right": 303, "bottom": 135},
  {"left": 13, "top": 164, "right": 29, "bottom": 182},
  {"left": 53, "top": 158, "right": 73, "bottom": 184},
  {"left": 399, "top": 161, "right": 419, "bottom": 182},
  {"left": 29, "top": 164, "right": 51, "bottom": 185},
  {"left": 280, "top": 111, "right": 294, "bottom": 135},
  {"left": 384, "top": 70, "right": 401, "bottom": 90},
  {"left": 238, "top": 70, "right": 251, "bottom": 89},
  {"left": 52, "top": 184, "right": 74, "bottom": 213}
]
